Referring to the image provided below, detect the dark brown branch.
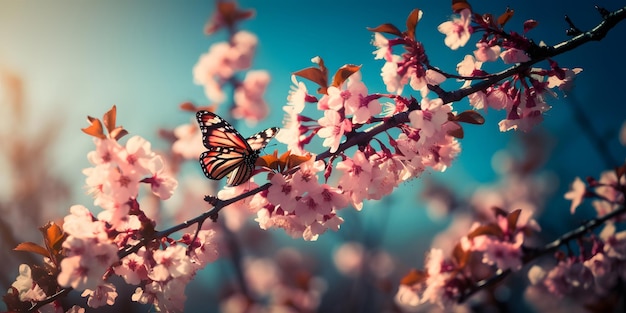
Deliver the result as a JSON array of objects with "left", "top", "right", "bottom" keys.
[{"left": 457, "top": 205, "right": 626, "bottom": 303}]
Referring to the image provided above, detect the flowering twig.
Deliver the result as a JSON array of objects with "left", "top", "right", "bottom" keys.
[
  {"left": 457, "top": 204, "right": 626, "bottom": 303},
  {"left": 441, "top": 5, "right": 626, "bottom": 104}
]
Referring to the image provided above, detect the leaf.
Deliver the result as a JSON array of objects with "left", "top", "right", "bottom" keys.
[
  {"left": 293, "top": 67, "right": 328, "bottom": 95},
  {"left": 109, "top": 127, "right": 129, "bottom": 141},
  {"left": 14, "top": 242, "right": 50, "bottom": 258},
  {"left": 523, "top": 19, "right": 538, "bottom": 33},
  {"left": 366, "top": 23, "right": 403, "bottom": 36},
  {"left": 331, "top": 64, "right": 361, "bottom": 88},
  {"left": 400, "top": 269, "right": 428, "bottom": 285},
  {"left": 81, "top": 116, "right": 106, "bottom": 139},
  {"left": 41, "top": 222, "right": 66, "bottom": 256},
  {"left": 446, "top": 122, "right": 464, "bottom": 139},
  {"left": 467, "top": 224, "right": 504, "bottom": 239},
  {"left": 103, "top": 105, "right": 117, "bottom": 134},
  {"left": 405, "top": 9, "right": 423, "bottom": 40},
  {"left": 507, "top": 209, "right": 521, "bottom": 233},
  {"left": 452, "top": 110, "right": 485, "bottom": 124},
  {"left": 452, "top": 0, "right": 472, "bottom": 12},
  {"left": 452, "top": 243, "right": 469, "bottom": 268},
  {"left": 497, "top": 7, "right": 514, "bottom": 27}
]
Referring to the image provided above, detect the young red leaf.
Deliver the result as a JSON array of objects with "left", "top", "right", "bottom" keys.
[
  {"left": 81, "top": 116, "right": 106, "bottom": 139},
  {"left": 446, "top": 122, "right": 464, "bottom": 139},
  {"left": 523, "top": 19, "right": 538, "bottom": 33},
  {"left": 452, "top": 0, "right": 472, "bottom": 12},
  {"left": 452, "top": 110, "right": 485, "bottom": 124},
  {"left": 293, "top": 67, "right": 328, "bottom": 95},
  {"left": 507, "top": 209, "right": 522, "bottom": 233},
  {"left": 497, "top": 7, "right": 514, "bottom": 27},
  {"left": 400, "top": 268, "right": 428, "bottom": 285},
  {"left": 467, "top": 224, "right": 504, "bottom": 239},
  {"left": 405, "top": 9, "right": 423, "bottom": 40},
  {"left": 41, "top": 222, "right": 66, "bottom": 256},
  {"left": 103, "top": 105, "right": 117, "bottom": 135},
  {"left": 366, "top": 23, "right": 403, "bottom": 37},
  {"left": 14, "top": 242, "right": 50, "bottom": 259},
  {"left": 331, "top": 64, "right": 361, "bottom": 88},
  {"left": 453, "top": 243, "right": 470, "bottom": 268}
]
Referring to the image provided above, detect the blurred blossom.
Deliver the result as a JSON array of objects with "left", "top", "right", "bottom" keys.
[{"left": 333, "top": 242, "right": 365, "bottom": 277}]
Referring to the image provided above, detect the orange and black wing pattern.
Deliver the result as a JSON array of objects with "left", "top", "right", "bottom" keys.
[{"left": 196, "top": 111, "right": 278, "bottom": 186}]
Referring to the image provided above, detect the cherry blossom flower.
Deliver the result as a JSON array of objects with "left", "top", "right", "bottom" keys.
[
  {"left": 333, "top": 242, "right": 365, "bottom": 277},
  {"left": 190, "top": 229, "right": 219, "bottom": 266},
  {"left": 81, "top": 283, "right": 118, "bottom": 308},
  {"left": 564, "top": 177, "right": 586, "bottom": 214},
  {"left": 57, "top": 237, "right": 119, "bottom": 291},
  {"left": 381, "top": 55, "right": 405, "bottom": 94},
  {"left": 336, "top": 150, "right": 374, "bottom": 210},
  {"left": 547, "top": 67, "right": 583, "bottom": 92},
  {"left": 149, "top": 245, "right": 193, "bottom": 282},
  {"left": 172, "top": 122, "right": 204, "bottom": 160},
  {"left": 11, "top": 264, "right": 46, "bottom": 302},
  {"left": 438, "top": 9, "right": 472, "bottom": 50},
  {"left": 372, "top": 32, "right": 390, "bottom": 60},
  {"left": 114, "top": 251, "right": 148, "bottom": 285},
  {"left": 473, "top": 42, "right": 501, "bottom": 62},
  {"left": 141, "top": 155, "right": 178, "bottom": 200},
  {"left": 317, "top": 110, "right": 352, "bottom": 153},
  {"left": 266, "top": 174, "right": 298, "bottom": 213},
  {"left": 408, "top": 98, "right": 451, "bottom": 143},
  {"left": 500, "top": 48, "right": 530, "bottom": 64},
  {"left": 232, "top": 70, "right": 271, "bottom": 123}
]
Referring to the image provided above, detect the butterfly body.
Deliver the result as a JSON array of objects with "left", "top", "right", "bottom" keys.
[{"left": 196, "top": 111, "right": 278, "bottom": 186}]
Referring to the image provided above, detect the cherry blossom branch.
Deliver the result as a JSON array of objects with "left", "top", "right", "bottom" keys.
[
  {"left": 439, "top": 5, "right": 626, "bottom": 104},
  {"left": 457, "top": 204, "right": 626, "bottom": 303}
]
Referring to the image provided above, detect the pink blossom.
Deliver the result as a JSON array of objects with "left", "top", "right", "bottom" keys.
[
  {"left": 438, "top": 9, "right": 472, "bottom": 50},
  {"left": 371, "top": 32, "right": 390, "bottom": 60},
  {"left": 217, "top": 180, "right": 264, "bottom": 230},
  {"left": 601, "top": 223, "right": 626, "bottom": 260},
  {"left": 480, "top": 236, "right": 523, "bottom": 271},
  {"left": 408, "top": 98, "right": 451, "bottom": 142},
  {"left": 232, "top": 70, "right": 271, "bottom": 124},
  {"left": 172, "top": 122, "right": 204, "bottom": 160},
  {"left": 456, "top": 55, "right": 483, "bottom": 77},
  {"left": 191, "top": 229, "right": 219, "bottom": 266},
  {"left": 87, "top": 138, "right": 121, "bottom": 166},
  {"left": 473, "top": 42, "right": 501, "bottom": 62},
  {"left": 547, "top": 68, "right": 583, "bottom": 91},
  {"left": 81, "top": 283, "right": 118, "bottom": 308},
  {"left": 544, "top": 260, "right": 594, "bottom": 296},
  {"left": 336, "top": 150, "right": 373, "bottom": 210},
  {"left": 57, "top": 237, "right": 119, "bottom": 291},
  {"left": 333, "top": 242, "right": 365, "bottom": 277},
  {"left": 114, "top": 251, "right": 148, "bottom": 285},
  {"left": 564, "top": 177, "right": 586, "bottom": 214},
  {"left": 381, "top": 55, "right": 406, "bottom": 94},
  {"left": 285, "top": 75, "right": 308, "bottom": 115},
  {"left": 11, "top": 264, "right": 46, "bottom": 302},
  {"left": 149, "top": 245, "right": 193, "bottom": 281},
  {"left": 486, "top": 88, "right": 512, "bottom": 110},
  {"left": 142, "top": 156, "right": 178, "bottom": 200},
  {"left": 266, "top": 174, "right": 298, "bottom": 213},
  {"left": 116, "top": 135, "right": 155, "bottom": 176},
  {"left": 500, "top": 48, "right": 530, "bottom": 64},
  {"left": 243, "top": 258, "right": 280, "bottom": 297},
  {"left": 317, "top": 110, "right": 352, "bottom": 153},
  {"left": 342, "top": 72, "right": 382, "bottom": 124},
  {"left": 291, "top": 159, "right": 324, "bottom": 194},
  {"left": 229, "top": 30, "right": 258, "bottom": 71}
]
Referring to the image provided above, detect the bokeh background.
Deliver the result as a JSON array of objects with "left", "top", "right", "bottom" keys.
[{"left": 1, "top": 0, "right": 625, "bottom": 312}]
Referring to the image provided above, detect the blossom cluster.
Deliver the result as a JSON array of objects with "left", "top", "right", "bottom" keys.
[
  {"left": 396, "top": 208, "right": 540, "bottom": 308},
  {"left": 524, "top": 167, "right": 626, "bottom": 309},
  {"left": 193, "top": 30, "right": 270, "bottom": 123}
]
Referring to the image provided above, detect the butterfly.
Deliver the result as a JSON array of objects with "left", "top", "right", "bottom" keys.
[{"left": 196, "top": 111, "right": 279, "bottom": 186}]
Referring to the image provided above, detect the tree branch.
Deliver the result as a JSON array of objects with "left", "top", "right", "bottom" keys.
[{"left": 457, "top": 205, "right": 626, "bottom": 303}]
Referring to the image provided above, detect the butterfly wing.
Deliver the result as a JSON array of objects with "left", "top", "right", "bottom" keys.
[
  {"left": 196, "top": 111, "right": 279, "bottom": 186},
  {"left": 196, "top": 111, "right": 251, "bottom": 152},
  {"left": 199, "top": 147, "right": 254, "bottom": 186},
  {"left": 246, "top": 127, "right": 279, "bottom": 151}
]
